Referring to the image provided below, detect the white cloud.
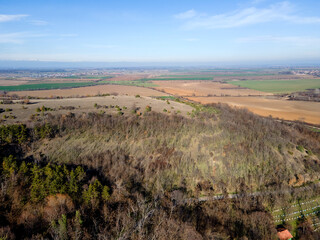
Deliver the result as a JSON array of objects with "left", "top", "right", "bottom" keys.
[
  {"left": 0, "top": 32, "right": 47, "bottom": 44},
  {"left": 184, "top": 38, "right": 199, "bottom": 42},
  {"left": 174, "top": 10, "right": 198, "bottom": 19},
  {"left": 0, "top": 14, "right": 28, "bottom": 23},
  {"left": 85, "top": 44, "right": 117, "bottom": 49},
  {"left": 175, "top": 2, "right": 320, "bottom": 29},
  {"left": 28, "top": 20, "right": 48, "bottom": 26},
  {"left": 237, "top": 35, "right": 320, "bottom": 46},
  {"left": 59, "top": 34, "right": 78, "bottom": 37}
]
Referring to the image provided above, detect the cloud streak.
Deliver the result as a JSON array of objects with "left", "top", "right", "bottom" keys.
[
  {"left": 28, "top": 20, "right": 48, "bottom": 26},
  {"left": 174, "top": 10, "right": 197, "bottom": 19},
  {"left": 175, "top": 2, "right": 320, "bottom": 29},
  {"left": 0, "top": 32, "right": 48, "bottom": 44},
  {"left": 237, "top": 35, "right": 320, "bottom": 46},
  {"left": 85, "top": 44, "right": 118, "bottom": 49},
  {"left": 0, "top": 14, "right": 28, "bottom": 23}
]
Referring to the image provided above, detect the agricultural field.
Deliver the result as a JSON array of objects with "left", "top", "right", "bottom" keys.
[
  {"left": 2, "top": 70, "right": 320, "bottom": 126},
  {"left": 0, "top": 81, "right": 102, "bottom": 91},
  {"left": 188, "top": 96, "right": 320, "bottom": 125},
  {"left": 227, "top": 79, "right": 320, "bottom": 94},
  {"left": 0, "top": 80, "right": 29, "bottom": 86},
  {"left": 153, "top": 80, "right": 271, "bottom": 97}
]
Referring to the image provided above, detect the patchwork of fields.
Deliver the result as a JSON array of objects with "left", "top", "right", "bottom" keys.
[
  {"left": 153, "top": 80, "right": 271, "bottom": 96},
  {"left": 1, "top": 71, "right": 320, "bottom": 125}
]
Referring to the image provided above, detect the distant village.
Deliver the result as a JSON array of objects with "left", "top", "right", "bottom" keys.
[{"left": 291, "top": 69, "right": 320, "bottom": 77}]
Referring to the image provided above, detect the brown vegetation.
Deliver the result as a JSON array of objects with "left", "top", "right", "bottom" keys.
[
  {"left": 0, "top": 103, "right": 320, "bottom": 239},
  {"left": 9, "top": 85, "right": 167, "bottom": 98}
]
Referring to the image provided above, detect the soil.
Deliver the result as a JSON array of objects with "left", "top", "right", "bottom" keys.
[{"left": 188, "top": 96, "right": 320, "bottom": 125}]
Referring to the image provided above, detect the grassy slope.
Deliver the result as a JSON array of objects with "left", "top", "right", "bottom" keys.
[{"left": 227, "top": 79, "right": 320, "bottom": 94}]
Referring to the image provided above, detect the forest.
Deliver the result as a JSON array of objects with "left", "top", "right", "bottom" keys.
[{"left": 0, "top": 103, "right": 320, "bottom": 239}]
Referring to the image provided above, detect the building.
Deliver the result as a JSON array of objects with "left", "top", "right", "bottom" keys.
[{"left": 276, "top": 226, "right": 293, "bottom": 240}]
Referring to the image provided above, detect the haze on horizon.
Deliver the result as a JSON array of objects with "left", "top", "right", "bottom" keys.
[{"left": 1, "top": 0, "right": 320, "bottom": 64}]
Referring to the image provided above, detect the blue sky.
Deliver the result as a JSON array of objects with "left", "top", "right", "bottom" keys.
[{"left": 1, "top": 0, "right": 320, "bottom": 63}]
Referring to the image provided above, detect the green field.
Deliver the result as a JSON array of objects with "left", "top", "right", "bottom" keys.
[
  {"left": 0, "top": 82, "right": 99, "bottom": 91},
  {"left": 99, "top": 80, "right": 157, "bottom": 87},
  {"left": 0, "top": 79, "right": 157, "bottom": 91},
  {"left": 227, "top": 79, "right": 320, "bottom": 94}
]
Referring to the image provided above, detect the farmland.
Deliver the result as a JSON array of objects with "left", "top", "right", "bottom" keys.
[
  {"left": 227, "top": 79, "right": 320, "bottom": 94},
  {"left": 0, "top": 81, "right": 101, "bottom": 91},
  {"left": 0, "top": 78, "right": 154, "bottom": 92},
  {"left": 189, "top": 96, "right": 320, "bottom": 125},
  {"left": 2, "top": 69, "right": 320, "bottom": 126},
  {"left": 153, "top": 80, "right": 271, "bottom": 97}
]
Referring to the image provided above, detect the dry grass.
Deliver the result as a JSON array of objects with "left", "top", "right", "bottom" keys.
[
  {"left": 0, "top": 95, "right": 193, "bottom": 124},
  {"left": 0, "top": 80, "right": 28, "bottom": 86},
  {"left": 9, "top": 85, "right": 167, "bottom": 98}
]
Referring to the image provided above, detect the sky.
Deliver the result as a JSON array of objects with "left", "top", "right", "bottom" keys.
[{"left": 1, "top": 0, "right": 320, "bottom": 64}]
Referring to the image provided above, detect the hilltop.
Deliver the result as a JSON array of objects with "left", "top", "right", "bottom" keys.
[{"left": 0, "top": 101, "right": 319, "bottom": 239}]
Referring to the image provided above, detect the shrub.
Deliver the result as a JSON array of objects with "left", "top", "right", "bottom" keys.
[
  {"left": 135, "top": 94, "right": 140, "bottom": 98},
  {"left": 296, "top": 145, "right": 304, "bottom": 152},
  {"left": 145, "top": 105, "right": 152, "bottom": 112}
]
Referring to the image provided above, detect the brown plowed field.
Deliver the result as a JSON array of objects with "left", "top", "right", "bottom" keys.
[
  {"left": 107, "top": 74, "right": 148, "bottom": 81},
  {"left": 188, "top": 96, "right": 320, "bottom": 125},
  {"left": 153, "top": 81, "right": 272, "bottom": 97},
  {"left": 0, "top": 80, "right": 28, "bottom": 86},
  {"left": 10, "top": 85, "right": 167, "bottom": 98}
]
